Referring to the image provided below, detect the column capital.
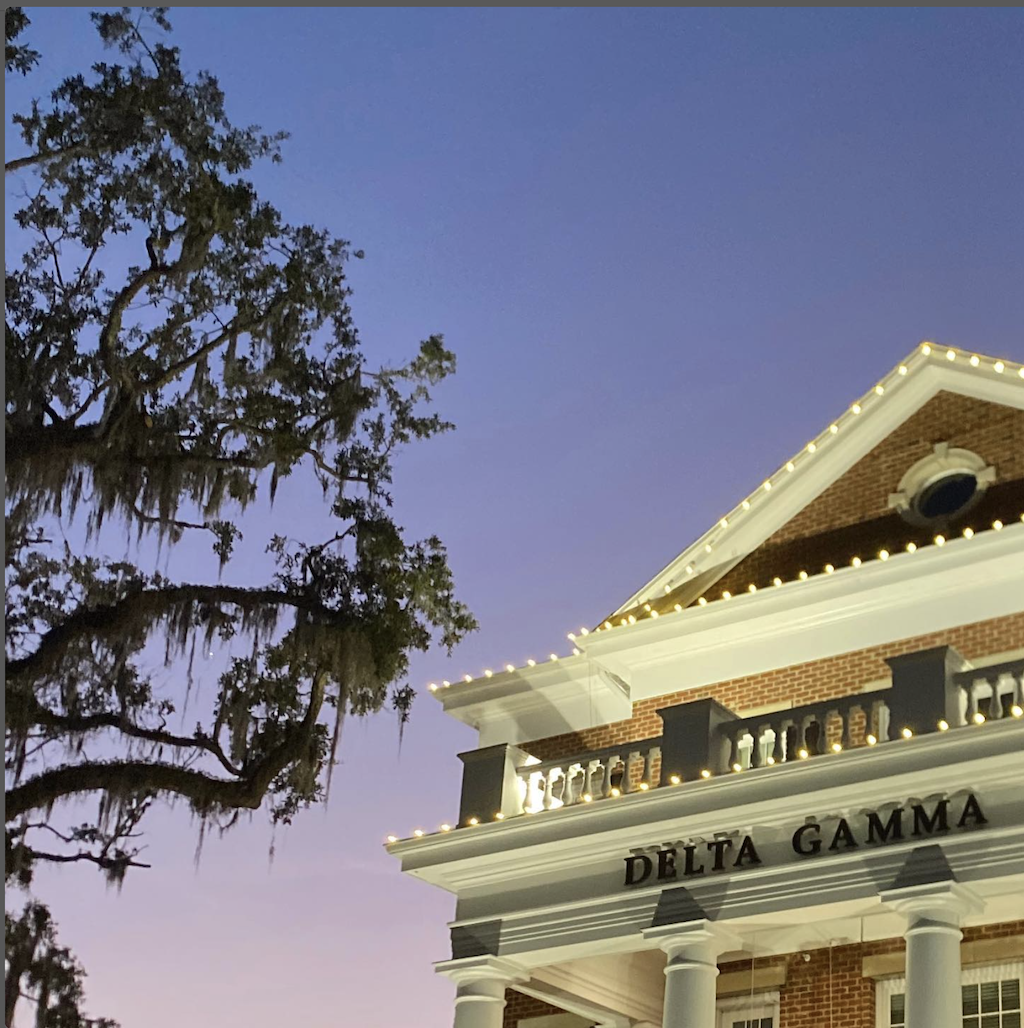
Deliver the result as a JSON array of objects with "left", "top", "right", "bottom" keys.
[
  {"left": 435, "top": 954, "right": 528, "bottom": 986},
  {"left": 880, "top": 879, "right": 984, "bottom": 924},
  {"left": 642, "top": 918, "right": 740, "bottom": 956}
]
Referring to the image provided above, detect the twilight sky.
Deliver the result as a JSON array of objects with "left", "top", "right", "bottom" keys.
[{"left": 5, "top": 7, "right": 1024, "bottom": 1027}]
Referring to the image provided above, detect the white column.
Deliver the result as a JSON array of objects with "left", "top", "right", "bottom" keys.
[
  {"left": 644, "top": 921, "right": 732, "bottom": 1028},
  {"left": 437, "top": 957, "right": 526, "bottom": 1028},
  {"left": 882, "top": 881, "right": 983, "bottom": 1028}
]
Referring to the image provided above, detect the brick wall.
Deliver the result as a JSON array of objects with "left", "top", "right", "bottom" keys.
[
  {"left": 502, "top": 989, "right": 566, "bottom": 1027},
  {"left": 767, "top": 392, "right": 1023, "bottom": 545},
  {"left": 523, "top": 613, "right": 1024, "bottom": 760}
]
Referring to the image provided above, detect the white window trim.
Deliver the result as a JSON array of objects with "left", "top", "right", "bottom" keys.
[
  {"left": 875, "top": 959, "right": 1024, "bottom": 1026},
  {"left": 717, "top": 990, "right": 780, "bottom": 1028}
]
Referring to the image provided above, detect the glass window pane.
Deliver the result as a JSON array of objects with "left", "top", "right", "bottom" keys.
[
  {"left": 760, "top": 1020, "right": 773, "bottom": 1028},
  {"left": 982, "top": 1015, "right": 1000, "bottom": 1028},
  {"left": 982, "top": 981, "right": 1001, "bottom": 1013},
  {"left": 891, "top": 993, "right": 906, "bottom": 1024},
  {"left": 1002, "top": 1013, "right": 1021, "bottom": 1028},
  {"left": 1003, "top": 980, "right": 1022, "bottom": 1009},
  {"left": 965, "top": 985, "right": 980, "bottom": 1015},
  {"left": 963, "top": 1018, "right": 979, "bottom": 1028}
]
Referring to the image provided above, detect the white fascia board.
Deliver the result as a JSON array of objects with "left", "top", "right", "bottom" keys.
[
  {"left": 391, "top": 719, "right": 1023, "bottom": 894},
  {"left": 580, "top": 523, "right": 1023, "bottom": 701},
  {"left": 614, "top": 354, "right": 1024, "bottom": 615}
]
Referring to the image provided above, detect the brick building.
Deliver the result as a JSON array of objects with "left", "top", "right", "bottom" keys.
[{"left": 388, "top": 344, "right": 1024, "bottom": 1028}]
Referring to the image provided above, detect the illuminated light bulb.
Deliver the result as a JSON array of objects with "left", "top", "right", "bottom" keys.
[
  {"left": 807, "top": 442, "right": 817, "bottom": 453},
  {"left": 610, "top": 787, "right": 621, "bottom": 798},
  {"left": 898, "top": 365, "right": 908, "bottom": 375},
  {"left": 674, "top": 603, "right": 683, "bottom": 613},
  {"left": 763, "top": 480, "right": 772, "bottom": 491},
  {"left": 934, "top": 534, "right": 945, "bottom": 546},
  {"left": 993, "top": 520, "right": 1003, "bottom": 531},
  {"left": 700, "top": 769, "right": 712, "bottom": 779},
  {"left": 463, "top": 674, "right": 473, "bottom": 683},
  {"left": 732, "top": 763, "right": 743, "bottom": 773},
  {"left": 705, "top": 543, "right": 713, "bottom": 554},
  {"left": 878, "top": 549, "right": 890, "bottom": 561},
  {"left": 829, "top": 424, "right": 838, "bottom": 435},
  {"left": 742, "top": 500, "right": 751, "bottom": 510},
  {"left": 669, "top": 774, "right": 681, "bottom": 785},
  {"left": 851, "top": 556, "right": 862, "bottom": 568},
  {"left": 973, "top": 712, "right": 986, "bottom": 725},
  {"left": 686, "top": 564, "right": 695, "bottom": 575},
  {"left": 798, "top": 570, "right": 809, "bottom": 580},
  {"left": 649, "top": 611, "right": 659, "bottom": 619},
  {"left": 921, "top": 342, "right": 932, "bottom": 354},
  {"left": 1011, "top": 705, "right": 1023, "bottom": 718},
  {"left": 720, "top": 517, "right": 729, "bottom": 528},
  {"left": 582, "top": 793, "right": 593, "bottom": 803},
  {"left": 468, "top": 817, "right": 479, "bottom": 826},
  {"left": 664, "top": 585, "right": 672, "bottom": 595},
  {"left": 603, "top": 621, "right": 612, "bottom": 630},
  {"left": 580, "top": 627, "right": 589, "bottom": 635},
  {"left": 428, "top": 683, "right": 438, "bottom": 692},
  {"left": 572, "top": 647, "right": 581, "bottom": 655},
  {"left": 494, "top": 812, "right": 505, "bottom": 820},
  {"left": 866, "top": 734, "right": 877, "bottom": 746},
  {"left": 906, "top": 542, "right": 917, "bottom": 553},
  {"left": 824, "top": 564, "right": 835, "bottom": 574},
  {"left": 798, "top": 748, "right": 809, "bottom": 760},
  {"left": 786, "top": 461, "right": 796, "bottom": 472},
  {"left": 698, "top": 597, "right": 708, "bottom": 606},
  {"left": 963, "top": 527, "right": 974, "bottom": 539},
  {"left": 1019, "top": 367, "right": 1024, "bottom": 379},
  {"left": 994, "top": 361, "right": 1005, "bottom": 374},
  {"left": 643, "top": 604, "right": 652, "bottom": 612},
  {"left": 766, "top": 755, "right": 776, "bottom": 765},
  {"left": 484, "top": 669, "right": 493, "bottom": 678},
  {"left": 851, "top": 403, "right": 862, "bottom": 414},
  {"left": 638, "top": 782, "right": 650, "bottom": 791},
  {"left": 549, "top": 653, "right": 559, "bottom": 661},
  {"left": 567, "top": 632, "right": 576, "bottom": 640},
  {"left": 722, "top": 590, "right": 732, "bottom": 600},
  {"left": 875, "top": 384, "right": 885, "bottom": 396},
  {"left": 620, "top": 617, "right": 628, "bottom": 626},
  {"left": 970, "top": 355, "right": 980, "bottom": 367},
  {"left": 773, "top": 577, "right": 783, "bottom": 587},
  {"left": 527, "top": 659, "right": 536, "bottom": 667},
  {"left": 386, "top": 835, "right": 398, "bottom": 843},
  {"left": 442, "top": 680, "right": 450, "bottom": 687},
  {"left": 938, "top": 720, "right": 949, "bottom": 732},
  {"left": 413, "top": 829, "right": 425, "bottom": 837},
  {"left": 901, "top": 727, "right": 913, "bottom": 739},
  {"left": 440, "top": 824, "right": 452, "bottom": 832},
  {"left": 505, "top": 664, "right": 515, "bottom": 673},
  {"left": 946, "top": 349, "right": 956, "bottom": 361},
  {"left": 627, "top": 614, "right": 636, "bottom": 624},
  {"left": 748, "top": 583, "right": 757, "bottom": 593},
  {"left": 831, "top": 742, "right": 842, "bottom": 753}
]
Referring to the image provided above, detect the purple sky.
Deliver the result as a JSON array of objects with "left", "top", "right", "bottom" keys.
[{"left": 6, "top": 7, "right": 1024, "bottom": 1026}]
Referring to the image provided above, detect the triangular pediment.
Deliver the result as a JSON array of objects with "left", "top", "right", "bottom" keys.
[{"left": 609, "top": 345, "right": 1024, "bottom": 622}]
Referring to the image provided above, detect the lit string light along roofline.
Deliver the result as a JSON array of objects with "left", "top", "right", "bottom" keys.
[{"left": 424, "top": 342, "right": 1022, "bottom": 694}]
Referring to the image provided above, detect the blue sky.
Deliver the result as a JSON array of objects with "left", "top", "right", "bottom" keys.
[{"left": 5, "top": 7, "right": 1023, "bottom": 1026}]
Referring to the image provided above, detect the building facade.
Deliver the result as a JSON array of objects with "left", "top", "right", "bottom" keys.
[{"left": 388, "top": 344, "right": 1024, "bottom": 1028}]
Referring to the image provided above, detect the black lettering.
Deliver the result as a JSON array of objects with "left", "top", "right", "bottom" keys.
[
  {"left": 867, "top": 808, "right": 903, "bottom": 844},
  {"left": 657, "top": 848, "right": 678, "bottom": 881},
  {"left": 793, "top": 822, "right": 822, "bottom": 856},
  {"left": 828, "top": 818, "right": 858, "bottom": 851},
  {"left": 682, "top": 844, "right": 705, "bottom": 876},
  {"left": 733, "top": 835, "right": 761, "bottom": 868},
  {"left": 958, "top": 793, "right": 988, "bottom": 828},
  {"left": 624, "top": 854, "right": 653, "bottom": 886},
  {"left": 708, "top": 838, "right": 733, "bottom": 872},
  {"left": 912, "top": 800, "right": 949, "bottom": 837}
]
